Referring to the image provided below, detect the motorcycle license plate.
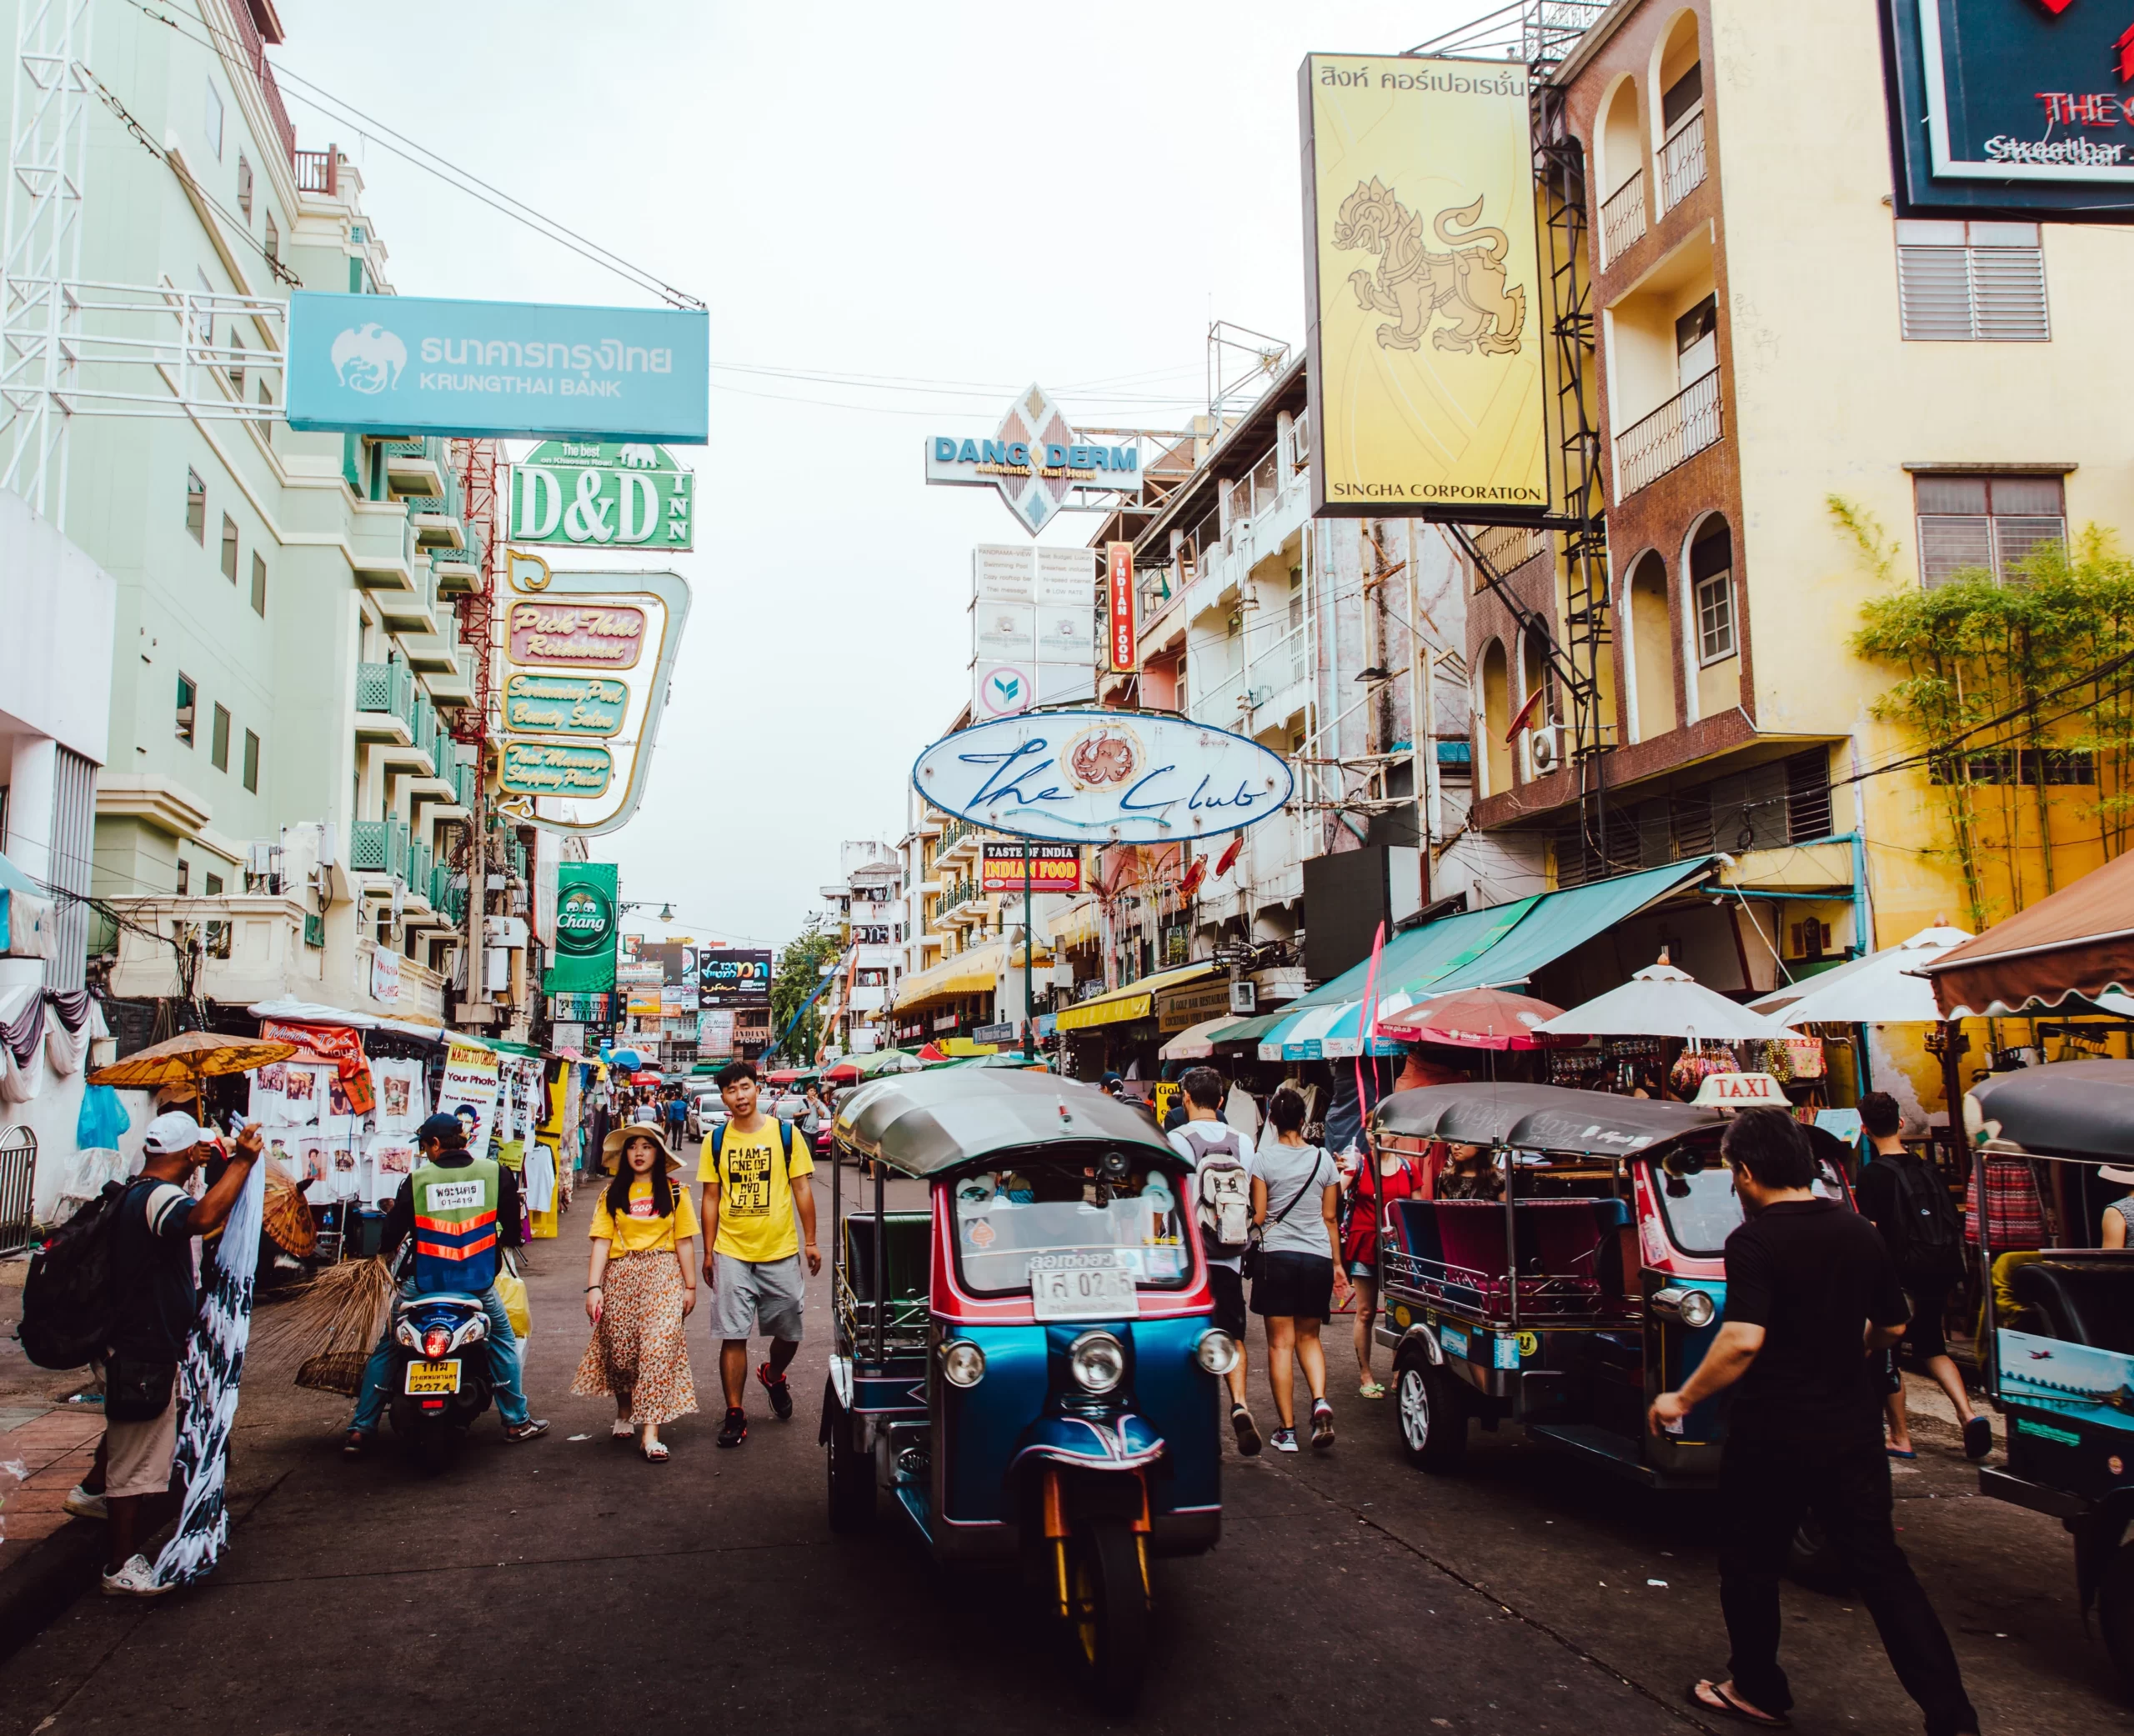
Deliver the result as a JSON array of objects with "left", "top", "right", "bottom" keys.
[
  {"left": 404, "top": 1359, "right": 461, "bottom": 1396},
  {"left": 1029, "top": 1253, "right": 1140, "bottom": 1321}
]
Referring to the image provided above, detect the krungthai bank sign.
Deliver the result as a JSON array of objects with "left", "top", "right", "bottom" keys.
[{"left": 924, "top": 383, "right": 1140, "bottom": 534}]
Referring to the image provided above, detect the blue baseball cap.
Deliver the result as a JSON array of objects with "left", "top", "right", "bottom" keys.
[{"left": 416, "top": 1113, "right": 465, "bottom": 1146}]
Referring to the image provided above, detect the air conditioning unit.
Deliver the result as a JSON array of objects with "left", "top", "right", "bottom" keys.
[{"left": 1526, "top": 725, "right": 1566, "bottom": 777}]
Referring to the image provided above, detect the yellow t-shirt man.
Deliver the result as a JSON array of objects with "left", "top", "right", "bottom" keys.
[
  {"left": 589, "top": 1178, "right": 700, "bottom": 1254},
  {"left": 699, "top": 1119, "right": 815, "bottom": 1263}
]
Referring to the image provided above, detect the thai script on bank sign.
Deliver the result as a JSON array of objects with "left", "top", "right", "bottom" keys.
[
  {"left": 418, "top": 338, "right": 674, "bottom": 399},
  {"left": 933, "top": 437, "right": 1140, "bottom": 477}
]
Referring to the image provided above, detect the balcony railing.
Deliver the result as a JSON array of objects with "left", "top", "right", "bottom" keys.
[
  {"left": 226, "top": 2, "right": 297, "bottom": 164},
  {"left": 1614, "top": 369, "right": 1723, "bottom": 498},
  {"left": 1656, "top": 111, "right": 1706, "bottom": 214},
  {"left": 1599, "top": 173, "right": 1646, "bottom": 268},
  {"left": 350, "top": 816, "right": 410, "bottom": 880},
  {"left": 293, "top": 148, "right": 338, "bottom": 196},
  {"left": 356, "top": 659, "right": 415, "bottom": 728}
]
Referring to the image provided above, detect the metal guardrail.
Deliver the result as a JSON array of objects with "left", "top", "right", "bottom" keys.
[
  {"left": 0, "top": 1123, "right": 35, "bottom": 1256},
  {"left": 1599, "top": 173, "right": 1646, "bottom": 268},
  {"left": 1657, "top": 111, "right": 1707, "bottom": 214},
  {"left": 1614, "top": 369, "right": 1723, "bottom": 498}
]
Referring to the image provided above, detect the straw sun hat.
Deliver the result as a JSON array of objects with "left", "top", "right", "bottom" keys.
[{"left": 601, "top": 1119, "right": 684, "bottom": 1173}]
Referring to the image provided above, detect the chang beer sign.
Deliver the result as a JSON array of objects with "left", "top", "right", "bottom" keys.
[
  {"left": 544, "top": 863, "right": 618, "bottom": 995},
  {"left": 509, "top": 441, "right": 694, "bottom": 550}
]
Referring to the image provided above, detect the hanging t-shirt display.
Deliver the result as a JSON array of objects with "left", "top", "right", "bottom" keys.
[{"left": 370, "top": 1058, "right": 429, "bottom": 1136}]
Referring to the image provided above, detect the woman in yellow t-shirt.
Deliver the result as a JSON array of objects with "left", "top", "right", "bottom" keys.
[{"left": 570, "top": 1122, "right": 699, "bottom": 1462}]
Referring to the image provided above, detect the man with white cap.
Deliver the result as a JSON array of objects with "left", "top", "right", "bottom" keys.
[{"left": 95, "top": 1109, "right": 263, "bottom": 1596}]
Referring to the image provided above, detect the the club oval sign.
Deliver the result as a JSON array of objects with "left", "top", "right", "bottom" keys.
[{"left": 912, "top": 710, "right": 1295, "bottom": 844}]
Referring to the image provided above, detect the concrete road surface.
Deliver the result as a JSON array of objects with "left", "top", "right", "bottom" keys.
[{"left": 2, "top": 1165, "right": 2126, "bottom": 1735}]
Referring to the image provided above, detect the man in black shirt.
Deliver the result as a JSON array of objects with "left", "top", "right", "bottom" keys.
[{"left": 1651, "top": 1108, "right": 1979, "bottom": 1734}]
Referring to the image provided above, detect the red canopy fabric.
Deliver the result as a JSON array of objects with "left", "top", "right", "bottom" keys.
[
  {"left": 1375, "top": 988, "right": 1567, "bottom": 1052},
  {"left": 824, "top": 1061, "right": 862, "bottom": 1083},
  {"left": 1924, "top": 849, "right": 2134, "bottom": 1015},
  {"left": 916, "top": 1043, "right": 947, "bottom": 1063}
]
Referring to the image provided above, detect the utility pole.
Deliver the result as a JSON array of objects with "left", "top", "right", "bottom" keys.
[
  {"left": 1022, "top": 838, "right": 1035, "bottom": 1061},
  {"left": 463, "top": 765, "right": 489, "bottom": 1025}
]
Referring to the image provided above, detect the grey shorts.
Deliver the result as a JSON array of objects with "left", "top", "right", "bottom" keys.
[{"left": 711, "top": 1251, "right": 805, "bottom": 1343}]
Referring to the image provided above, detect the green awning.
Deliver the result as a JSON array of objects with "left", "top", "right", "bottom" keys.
[
  {"left": 1205, "top": 1008, "right": 1290, "bottom": 1045},
  {"left": 1417, "top": 858, "right": 1717, "bottom": 998}
]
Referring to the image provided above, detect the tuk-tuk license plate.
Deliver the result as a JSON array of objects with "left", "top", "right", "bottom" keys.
[
  {"left": 1029, "top": 1255, "right": 1140, "bottom": 1321},
  {"left": 404, "top": 1360, "right": 461, "bottom": 1396}
]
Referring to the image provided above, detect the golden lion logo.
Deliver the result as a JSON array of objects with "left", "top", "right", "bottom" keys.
[{"left": 1332, "top": 181, "right": 1526, "bottom": 357}]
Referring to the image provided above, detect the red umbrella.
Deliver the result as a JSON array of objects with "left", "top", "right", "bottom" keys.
[
  {"left": 824, "top": 1061, "right": 863, "bottom": 1084},
  {"left": 916, "top": 1043, "right": 947, "bottom": 1063},
  {"left": 1375, "top": 987, "right": 1566, "bottom": 1051}
]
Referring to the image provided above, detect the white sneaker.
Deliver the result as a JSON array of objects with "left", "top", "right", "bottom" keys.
[
  {"left": 63, "top": 1483, "right": 108, "bottom": 1520},
  {"left": 99, "top": 1554, "right": 171, "bottom": 1598}
]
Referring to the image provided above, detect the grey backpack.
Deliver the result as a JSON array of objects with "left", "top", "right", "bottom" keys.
[{"left": 1180, "top": 1124, "right": 1253, "bottom": 1259}]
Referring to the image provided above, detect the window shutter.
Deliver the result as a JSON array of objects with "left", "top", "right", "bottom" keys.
[
  {"left": 1917, "top": 515, "right": 1993, "bottom": 587},
  {"left": 1970, "top": 247, "right": 2049, "bottom": 342},
  {"left": 1992, "top": 515, "right": 2067, "bottom": 578},
  {"left": 1896, "top": 247, "right": 1974, "bottom": 340}
]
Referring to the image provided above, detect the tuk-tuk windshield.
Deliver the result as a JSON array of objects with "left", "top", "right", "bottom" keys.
[
  {"left": 950, "top": 1160, "right": 1192, "bottom": 1296},
  {"left": 1649, "top": 1149, "right": 1849, "bottom": 1258}
]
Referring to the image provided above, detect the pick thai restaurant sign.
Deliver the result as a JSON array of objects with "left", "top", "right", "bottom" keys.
[
  {"left": 285, "top": 293, "right": 708, "bottom": 443},
  {"left": 913, "top": 709, "right": 1295, "bottom": 846},
  {"left": 508, "top": 440, "right": 694, "bottom": 549},
  {"left": 506, "top": 602, "right": 647, "bottom": 669},
  {"left": 1885, "top": 0, "right": 2134, "bottom": 216},
  {"left": 1298, "top": 56, "right": 1549, "bottom": 522}
]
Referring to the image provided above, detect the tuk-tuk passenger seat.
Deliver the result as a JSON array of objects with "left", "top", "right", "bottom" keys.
[
  {"left": 1388, "top": 1198, "right": 1634, "bottom": 1318},
  {"left": 2008, "top": 1253, "right": 2134, "bottom": 1357},
  {"left": 843, "top": 1211, "right": 933, "bottom": 1319}
]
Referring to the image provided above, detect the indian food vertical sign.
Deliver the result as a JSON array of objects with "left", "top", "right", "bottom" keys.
[{"left": 1299, "top": 55, "right": 1549, "bottom": 523}]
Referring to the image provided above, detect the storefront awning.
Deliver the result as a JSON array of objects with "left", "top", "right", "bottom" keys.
[
  {"left": 1055, "top": 962, "right": 1218, "bottom": 1033},
  {"left": 892, "top": 943, "right": 1004, "bottom": 1013},
  {"left": 1241, "top": 858, "right": 1718, "bottom": 1059}
]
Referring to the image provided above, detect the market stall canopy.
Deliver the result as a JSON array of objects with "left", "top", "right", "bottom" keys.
[
  {"left": 1749, "top": 923, "right": 1972, "bottom": 1026},
  {"left": 1534, "top": 958, "right": 1790, "bottom": 1042},
  {"left": 855, "top": 1047, "right": 924, "bottom": 1079},
  {"left": 90, "top": 1029, "right": 296, "bottom": 1089},
  {"left": 1160, "top": 1014, "right": 1244, "bottom": 1060},
  {"left": 1227, "top": 858, "right": 1716, "bottom": 1059},
  {"left": 1055, "top": 963, "right": 1218, "bottom": 1033},
  {"left": 1373, "top": 1081, "right": 1722, "bottom": 1155},
  {"left": 1375, "top": 988, "right": 1566, "bottom": 1050},
  {"left": 834, "top": 1068, "right": 1170, "bottom": 1178},
  {"left": 1967, "top": 1058, "right": 2134, "bottom": 1160},
  {"left": 1921, "top": 851, "right": 2134, "bottom": 1016}
]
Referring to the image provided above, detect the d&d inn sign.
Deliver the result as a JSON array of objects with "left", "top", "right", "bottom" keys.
[
  {"left": 913, "top": 710, "right": 1295, "bottom": 847},
  {"left": 509, "top": 441, "right": 694, "bottom": 550}
]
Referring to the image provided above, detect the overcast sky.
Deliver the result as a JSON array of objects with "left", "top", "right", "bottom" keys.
[{"left": 278, "top": 0, "right": 1481, "bottom": 953}]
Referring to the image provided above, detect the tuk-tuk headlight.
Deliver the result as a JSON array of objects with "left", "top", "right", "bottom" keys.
[
  {"left": 1653, "top": 1286, "right": 1718, "bottom": 1329},
  {"left": 939, "top": 1339, "right": 986, "bottom": 1388},
  {"left": 1069, "top": 1330, "right": 1126, "bottom": 1394},
  {"left": 1195, "top": 1329, "right": 1240, "bottom": 1376}
]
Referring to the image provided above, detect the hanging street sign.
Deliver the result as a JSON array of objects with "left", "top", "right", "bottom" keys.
[
  {"left": 698, "top": 948, "right": 774, "bottom": 1009},
  {"left": 508, "top": 441, "right": 694, "bottom": 549},
  {"left": 980, "top": 840, "right": 1083, "bottom": 893},
  {"left": 544, "top": 864, "right": 619, "bottom": 995},
  {"left": 913, "top": 708, "right": 1295, "bottom": 845},
  {"left": 1105, "top": 541, "right": 1136, "bottom": 673},
  {"left": 925, "top": 383, "right": 1141, "bottom": 534},
  {"left": 286, "top": 293, "right": 708, "bottom": 443},
  {"left": 505, "top": 599, "right": 648, "bottom": 670},
  {"left": 500, "top": 740, "right": 614, "bottom": 798},
  {"left": 501, "top": 672, "right": 629, "bottom": 738}
]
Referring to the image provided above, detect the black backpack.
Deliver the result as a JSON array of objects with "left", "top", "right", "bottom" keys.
[
  {"left": 1883, "top": 1155, "right": 1964, "bottom": 1277},
  {"left": 16, "top": 1179, "right": 138, "bottom": 1369}
]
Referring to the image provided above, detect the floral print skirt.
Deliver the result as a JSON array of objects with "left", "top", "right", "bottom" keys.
[{"left": 571, "top": 1250, "right": 698, "bottom": 1427}]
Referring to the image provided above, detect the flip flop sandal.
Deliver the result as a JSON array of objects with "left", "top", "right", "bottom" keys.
[
  {"left": 611, "top": 1422, "right": 636, "bottom": 1442},
  {"left": 642, "top": 1441, "right": 669, "bottom": 1464},
  {"left": 1687, "top": 1680, "right": 1791, "bottom": 1728},
  {"left": 1886, "top": 1446, "right": 1916, "bottom": 1460},
  {"left": 1358, "top": 1381, "right": 1388, "bottom": 1399}
]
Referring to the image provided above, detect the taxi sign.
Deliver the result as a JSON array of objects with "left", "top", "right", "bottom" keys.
[{"left": 1691, "top": 1071, "right": 1788, "bottom": 1110}]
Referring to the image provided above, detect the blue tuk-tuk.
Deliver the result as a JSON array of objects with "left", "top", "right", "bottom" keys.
[
  {"left": 820, "top": 1068, "right": 1235, "bottom": 1710},
  {"left": 1969, "top": 1059, "right": 2134, "bottom": 1688}
]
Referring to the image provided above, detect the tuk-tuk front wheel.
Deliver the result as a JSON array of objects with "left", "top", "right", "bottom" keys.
[
  {"left": 822, "top": 1379, "right": 874, "bottom": 1533},
  {"left": 2100, "top": 1539, "right": 2134, "bottom": 1689},
  {"left": 1068, "top": 1517, "right": 1150, "bottom": 1713},
  {"left": 1395, "top": 1345, "right": 1467, "bottom": 1472}
]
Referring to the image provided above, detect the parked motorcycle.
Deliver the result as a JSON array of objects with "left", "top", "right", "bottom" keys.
[{"left": 386, "top": 1289, "right": 493, "bottom": 1471}]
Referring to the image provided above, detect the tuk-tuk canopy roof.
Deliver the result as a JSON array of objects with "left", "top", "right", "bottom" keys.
[
  {"left": 1372, "top": 1082, "right": 1725, "bottom": 1157},
  {"left": 833, "top": 1068, "right": 1175, "bottom": 1178},
  {"left": 1968, "top": 1058, "right": 2134, "bottom": 1161}
]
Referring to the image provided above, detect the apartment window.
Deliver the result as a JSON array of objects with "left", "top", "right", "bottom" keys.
[
  {"left": 1675, "top": 294, "right": 1718, "bottom": 386},
  {"left": 1691, "top": 519, "right": 1736, "bottom": 663},
  {"left": 220, "top": 513, "right": 238, "bottom": 583},
  {"left": 210, "top": 703, "right": 231, "bottom": 772},
  {"left": 1915, "top": 473, "right": 2066, "bottom": 586},
  {"left": 204, "top": 79, "right": 223, "bottom": 158},
  {"left": 237, "top": 153, "right": 253, "bottom": 222},
  {"left": 175, "top": 673, "right": 198, "bottom": 746},
  {"left": 204, "top": 872, "right": 223, "bottom": 897},
  {"left": 177, "top": 858, "right": 189, "bottom": 895},
  {"left": 243, "top": 728, "right": 260, "bottom": 793},
  {"left": 258, "top": 373, "right": 273, "bottom": 407},
  {"left": 228, "top": 329, "right": 244, "bottom": 397},
  {"left": 1896, "top": 220, "right": 2048, "bottom": 342},
  {"left": 185, "top": 468, "right": 205, "bottom": 543},
  {"left": 1662, "top": 59, "right": 1703, "bottom": 132},
  {"left": 251, "top": 550, "right": 268, "bottom": 616},
  {"left": 264, "top": 213, "right": 278, "bottom": 265}
]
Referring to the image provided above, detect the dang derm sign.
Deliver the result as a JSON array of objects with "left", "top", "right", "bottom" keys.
[
  {"left": 913, "top": 710, "right": 1295, "bottom": 845},
  {"left": 286, "top": 293, "right": 709, "bottom": 443}
]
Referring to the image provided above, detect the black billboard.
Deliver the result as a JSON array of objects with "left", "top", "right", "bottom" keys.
[
  {"left": 698, "top": 948, "right": 773, "bottom": 1009},
  {"left": 1885, "top": 0, "right": 2134, "bottom": 218}
]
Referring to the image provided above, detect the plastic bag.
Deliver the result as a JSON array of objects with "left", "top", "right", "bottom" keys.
[
  {"left": 494, "top": 1263, "right": 531, "bottom": 1341},
  {"left": 77, "top": 1084, "right": 130, "bottom": 1151}
]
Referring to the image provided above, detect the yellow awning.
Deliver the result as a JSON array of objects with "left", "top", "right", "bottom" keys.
[
  {"left": 1055, "top": 962, "right": 1219, "bottom": 1033},
  {"left": 891, "top": 939, "right": 1050, "bottom": 1012},
  {"left": 1049, "top": 897, "right": 1100, "bottom": 949}
]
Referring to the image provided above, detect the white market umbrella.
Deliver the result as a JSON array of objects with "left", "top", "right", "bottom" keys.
[
  {"left": 1749, "top": 923, "right": 1973, "bottom": 1027},
  {"left": 1535, "top": 958, "right": 1790, "bottom": 1043},
  {"left": 1160, "top": 1016, "right": 1237, "bottom": 1061}
]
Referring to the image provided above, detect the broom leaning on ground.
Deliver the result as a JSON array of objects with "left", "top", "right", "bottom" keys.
[{"left": 245, "top": 1256, "right": 393, "bottom": 1397}]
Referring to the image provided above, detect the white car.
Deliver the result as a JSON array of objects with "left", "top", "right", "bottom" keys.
[{"left": 685, "top": 1093, "right": 725, "bottom": 1141}]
